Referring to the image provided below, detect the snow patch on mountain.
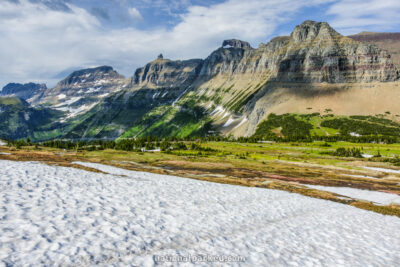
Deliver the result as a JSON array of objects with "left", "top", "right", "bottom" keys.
[
  {"left": 57, "top": 94, "right": 66, "bottom": 100},
  {"left": 223, "top": 116, "right": 235, "bottom": 127},
  {"left": 233, "top": 117, "right": 248, "bottom": 130}
]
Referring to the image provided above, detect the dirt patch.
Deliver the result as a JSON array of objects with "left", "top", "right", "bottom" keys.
[{"left": 160, "top": 160, "right": 234, "bottom": 170}]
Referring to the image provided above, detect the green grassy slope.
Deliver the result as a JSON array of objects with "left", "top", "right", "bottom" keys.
[
  {"left": 118, "top": 95, "right": 214, "bottom": 139},
  {"left": 0, "top": 97, "right": 64, "bottom": 141}
]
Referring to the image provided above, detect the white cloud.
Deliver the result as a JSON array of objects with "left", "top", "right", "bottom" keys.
[
  {"left": 0, "top": 0, "right": 398, "bottom": 88},
  {"left": 0, "top": 0, "right": 100, "bottom": 86},
  {"left": 127, "top": 7, "right": 143, "bottom": 21},
  {"left": 327, "top": 0, "right": 400, "bottom": 34}
]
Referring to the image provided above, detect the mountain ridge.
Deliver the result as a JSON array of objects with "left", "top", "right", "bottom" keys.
[{"left": 1, "top": 20, "right": 400, "bottom": 141}]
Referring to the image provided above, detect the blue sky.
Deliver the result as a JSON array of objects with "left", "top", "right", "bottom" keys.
[{"left": 1, "top": 0, "right": 400, "bottom": 88}]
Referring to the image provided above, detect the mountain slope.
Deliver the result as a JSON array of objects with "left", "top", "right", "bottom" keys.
[
  {"left": 191, "top": 20, "right": 400, "bottom": 136},
  {"left": 0, "top": 97, "right": 63, "bottom": 140},
  {"left": 59, "top": 56, "right": 206, "bottom": 139}
]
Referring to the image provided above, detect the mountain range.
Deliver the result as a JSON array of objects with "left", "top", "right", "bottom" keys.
[{"left": 1, "top": 20, "right": 400, "bottom": 141}]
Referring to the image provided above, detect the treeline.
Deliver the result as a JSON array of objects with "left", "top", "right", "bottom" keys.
[
  {"left": 311, "top": 135, "right": 400, "bottom": 144},
  {"left": 33, "top": 137, "right": 218, "bottom": 153},
  {"left": 7, "top": 138, "right": 33, "bottom": 149},
  {"left": 7, "top": 132, "right": 400, "bottom": 152},
  {"left": 251, "top": 113, "right": 400, "bottom": 144},
  {"left": 321, "top": 118, "right": 400, "bottom": 137}
]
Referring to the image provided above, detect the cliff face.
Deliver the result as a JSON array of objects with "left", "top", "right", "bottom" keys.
[
  {"left": 275, "top": 21, "right": 398, "bottom": 83},
  {"left": 132, "top": 57, "right": 203, "bottom": 89},
  {"left": 198, "top": 43, "right": 253, "bottom": 78},
  {"left": 348, "top": 32, "right": 400, "bottom": 69}
]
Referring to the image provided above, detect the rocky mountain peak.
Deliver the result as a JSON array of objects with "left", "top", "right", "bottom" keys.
[
  {"left": 1, "top": 82, "right": 46, "bottom": 95},
  {"left": 222, "top": 39, "right": 252, "bottom": 49},
  {"left": 291, "top": 20, "right": 339, "bottom": 43},
  {"left": 133, "top": 58, "right": 203, "bottom": 88},
  {"left": 58, "top": 66, "right": 122, "bottom": 87},
  {"left": 0, "top": 82, "right": 47, "bottom": 102},
  {"left": 35, "top": 66, "right": 127, "bottom": 119}
]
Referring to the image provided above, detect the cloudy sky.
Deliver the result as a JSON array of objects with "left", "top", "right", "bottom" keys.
[{"left": 1, "top": 0, "right": 400, "bottom": 88}]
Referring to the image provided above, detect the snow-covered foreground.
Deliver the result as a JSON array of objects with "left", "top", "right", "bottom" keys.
[
  {"left": 306, "top": 185, "right": 400, "bottom": 205},
  {"left": 1, "top": 160, "right": 400, "bottom": 266}
]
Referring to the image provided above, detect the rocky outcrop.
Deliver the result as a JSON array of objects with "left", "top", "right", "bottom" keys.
[
  {"left": 198, "top": 39, "right": 256, "bottom": 78},
  {"left": 222, "top": 39, "right": 252, "bottom": 49},
  {"left": 132, "top": 57, "right": 203, "bottom": 89},
  {"left": 198, "top": 47, "right": 248, "bottom": 77},
  {"left": 1, "top": 83, "right": 46, "bottom": 103}
]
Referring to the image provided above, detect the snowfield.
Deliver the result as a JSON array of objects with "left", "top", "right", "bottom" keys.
[
  {"left": 1, "top": 160, "right": 400, "bottom": 266},
  {"left": 306, "top": 184, "right": 400, "bottom": 205},
  {"left": 364, "top": 166, "right": 400, "bottom": 174}
]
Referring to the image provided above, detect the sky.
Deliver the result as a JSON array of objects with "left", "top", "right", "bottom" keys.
[{"left": 1, "top": 0, "right": 400, "bottom": 88}]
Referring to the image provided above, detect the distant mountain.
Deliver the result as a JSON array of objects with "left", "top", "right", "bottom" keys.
[
  {"left": 36, "top": 66, "right": 128, "bottom": 120},
  {"left": 0, "top": 82, "right": 46, "bottom": 103},
  {"left": 1, "top": 20, "right": 400, "bottom": 141},
  {"left": 348, "top": 32, "right": 400, "bottom": 68}
]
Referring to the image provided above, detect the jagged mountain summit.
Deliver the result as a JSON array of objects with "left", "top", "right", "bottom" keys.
[
  {"left": 36, "top": 66, "right": 128, "bottom": 119},
  {"left": 1, "top": 20, "right": 399, "bottom": 141}
]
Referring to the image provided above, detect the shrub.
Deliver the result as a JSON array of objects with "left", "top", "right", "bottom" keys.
[{"left": 333, "top": 147, "right": 362, "bottom": 158}]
